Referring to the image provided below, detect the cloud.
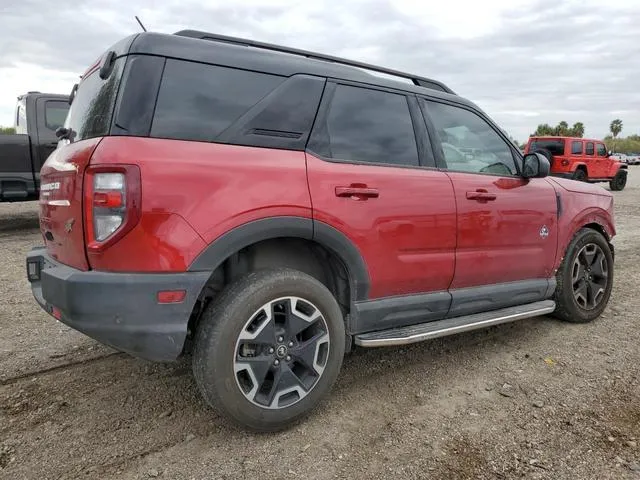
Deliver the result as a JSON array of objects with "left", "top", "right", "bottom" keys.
[{"left": 0, "top": 0, "right": 639, "bottom": 141}]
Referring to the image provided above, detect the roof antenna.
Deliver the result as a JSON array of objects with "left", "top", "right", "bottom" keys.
[{"left": 135, "top": 16, "right": 147, "bottom": 32}]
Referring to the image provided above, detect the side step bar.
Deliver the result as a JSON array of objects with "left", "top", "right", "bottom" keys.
[{"left": 354, "top": 300, "right": 556, "bottom": 347}]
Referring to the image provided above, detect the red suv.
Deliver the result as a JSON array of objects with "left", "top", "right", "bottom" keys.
[
  {"left": 27, "top": 30, "right": 616, "bottom": 431},
  {"left": 525, "top": 136, "right": 628, "bottom": 190}
]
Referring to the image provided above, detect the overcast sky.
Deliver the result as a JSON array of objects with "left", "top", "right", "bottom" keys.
[{"left": 1, "top": 0, "right": 638, "bottom": 142}]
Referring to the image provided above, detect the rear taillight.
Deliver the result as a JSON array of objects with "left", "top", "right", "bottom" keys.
[{"left": 84, "top": 165, "right": 141, "bottom": 252}]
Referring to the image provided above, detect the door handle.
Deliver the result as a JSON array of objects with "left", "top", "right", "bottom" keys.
[
  {"left": 466, "top": 189, "right": 497, "bottom": 201},
  {"left": 335, "top": 186, "right": 379, "bottom": 199}
]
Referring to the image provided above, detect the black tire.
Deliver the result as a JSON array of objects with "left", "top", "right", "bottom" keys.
[
  {"left": 553, "top": 228, "right": 613, "bottom": 323},
  {"left": 572, "top": 168, "right": 588, "bottom": 182},
  {"left": 609, "top": 170, "right": 627, "bottom": 191},
  {"left": 192, "top": 268, "right": 345, "bottom": 432},
  {"left": 532, "top": 148, "right": 554, "bottom": 167}
]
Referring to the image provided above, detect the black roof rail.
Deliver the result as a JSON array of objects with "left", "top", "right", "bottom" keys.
[{"left": 173, "top": 30, "right": 455, "bottom": 95}]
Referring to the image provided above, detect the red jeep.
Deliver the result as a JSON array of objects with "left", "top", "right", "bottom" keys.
[
  {"left": 525, "top": 136, "right": 628, "bottom": 190},
  {"left": 27, "top": 30, "right": 616, "bottom": 431}
]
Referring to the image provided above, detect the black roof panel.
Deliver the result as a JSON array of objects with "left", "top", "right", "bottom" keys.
[{"left": 126, "top": 31, "right": 474, "bottom": 107}]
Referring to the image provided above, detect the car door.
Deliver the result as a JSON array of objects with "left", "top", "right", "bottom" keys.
[
  {"left": 419, "top": 98, "right": 558, "bottom": 317},
  {"left": 305, "top": 82, "right": 457, "bottom": 333},
  {"left": 595, "top": 142, "right": 609, "bottom": 177},
  {"left": 584, "top": 141, "right": 596, "bottom": 177},
  {"left": 35, "top": 98, "right": 69, "bottom": 173}
]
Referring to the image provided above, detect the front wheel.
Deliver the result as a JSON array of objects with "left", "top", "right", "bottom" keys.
[
  {"left": 609, "top": 170, "right": 627, "bottom": 191},
  {"left": 553, "top": 228, "right": 614, "bottom": 323},
  {"left": 573, "top": 169, "right": 587, "bottom": 182},
  {"left": 192, "top": 268, "right": 345, "bottom": 432}
]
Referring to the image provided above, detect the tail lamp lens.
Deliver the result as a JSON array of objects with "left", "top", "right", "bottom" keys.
[{"left": 93, "top": 173, "right": 125, "bottom": 241}]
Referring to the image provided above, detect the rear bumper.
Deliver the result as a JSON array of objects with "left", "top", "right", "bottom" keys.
[{"left": 26, "top": 247, "right": 210, "bottom": 362}]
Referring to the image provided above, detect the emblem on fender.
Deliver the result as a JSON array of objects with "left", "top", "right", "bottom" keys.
[{"left": 540, "top": 225, "right": 549, "bottom": 238}]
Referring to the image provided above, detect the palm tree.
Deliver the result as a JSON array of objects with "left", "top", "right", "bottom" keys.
[
  {"left": 572, "top": 122, "right": 585, "bottom": 138},
  {"left": 610, "top": 119, "right": 623, "bottom": 151}
]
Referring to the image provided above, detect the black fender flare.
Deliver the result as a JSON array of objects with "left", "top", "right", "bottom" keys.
[{"left": 188, "top": 216, "right": 370, "bottom": 301}]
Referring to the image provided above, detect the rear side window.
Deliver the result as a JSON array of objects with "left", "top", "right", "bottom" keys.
[
  {"left": 571, "top": 141, "right": 583, "bottom": 154},
  {"left": 45, "top": 101, "right": 69, "bottom": 131},
  {"left": 151, "top": 60, "right": 283, "bottom": 142},
  {"left": 65, "top": 57, "right": 125, "bottom": 141},
  {"left": 529, "top": 139, "right": 566, "bottom": 156},
  {"left": 310, "top": 84, "right": 419, "bottom": 167},
  {"left": 596, "top": 143, "right": 607, "bottom": 156},
  {"left": 586, "top": 142, "right": 594, "bottom": 155}
]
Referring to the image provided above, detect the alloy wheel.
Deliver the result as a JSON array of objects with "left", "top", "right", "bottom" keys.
[
  {"left": 233, "top": 296, "right": 330, "bottom": 409},
  {"left": 571, "top": 243, "right": 609, "bottom": 310}
]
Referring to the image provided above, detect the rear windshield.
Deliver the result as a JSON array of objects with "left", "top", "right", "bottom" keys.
[
  {"left": 65, "top": 56, "right": 125, "bottom": 142},
  {"left": 529, "top": 139, "right": 566, "bottom": 156}
]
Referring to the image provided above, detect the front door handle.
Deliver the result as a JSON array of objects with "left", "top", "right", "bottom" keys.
[
  {"left": 335, "top": 186, "right": 379, "bottom": 199},
  {"left": 466, "top": 189, "right": 497, "bottom": 201}
]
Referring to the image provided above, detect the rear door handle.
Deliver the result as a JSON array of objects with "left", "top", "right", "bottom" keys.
[
  {"left": 335, "top": 186, "right": 379, "bottom": 199},
  {"left": 466, "top": 189, "right": 497, "bottom": 201}
]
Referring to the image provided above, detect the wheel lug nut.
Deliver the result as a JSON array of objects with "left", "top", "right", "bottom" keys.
[
  {"left": 277, "top": 336, "right": 284, "bottom": 342},
  {"left": 288, "top": 341, "right": 294, "bottom": 347},
  {"left": 274, "top": 359, "right": 280, "bottom": 366},
  {"left": 285, "top": 355, "right": 291, "bottom": 362},
  {"left": 268, "top": 347, "right": 274, "bottom": 354}
]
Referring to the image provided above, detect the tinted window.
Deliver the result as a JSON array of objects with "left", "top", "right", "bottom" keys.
[
  {"left": 529, "top": 139, "right": 566, "bottom": 156},
  {"left": 151, "top": 60, "right": 283, "bottom": 142},
  {"left": 596, "top": 143, "right": 607, "bottom": 156},
  {"left": 424, "top": 100, "right": 517, "bottom": 176},
  {"left": 65, "top": 57, "right": 125, "bottom": 141},
  {"left": 45, "top": 101, "right": 69, "bottom": 131},
  {"left": 586, "top": 142, "right": 594, "bottom": 155},
  {"left": 571, "top": 141, "right": 583, "bottom": 154},
  {"left": 313, "top": 84, "right": 419, "bottom": 166}
]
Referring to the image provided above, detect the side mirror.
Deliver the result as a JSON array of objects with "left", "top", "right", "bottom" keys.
[{"left": 522, "top": 153, "right": 550, "bottom": 178}]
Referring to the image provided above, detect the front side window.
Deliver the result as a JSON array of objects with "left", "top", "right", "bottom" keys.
[
  {"left": 45, "top": 101, "right": 69, "bottom": 131},
  {"left": 586, "top": 142, "right": 594, "bottom": 155},
  {"left": 312, "top": 84, "right": 419, "bottom": 167},
  {"left": 571, "top": 141, "right": 583, "bottom": 154},
  {"left": 423, "top": 100, "right": 517, "bottom": 176},
  {"left": 596, "top": 143, "right": 607, "bottom": 157}
]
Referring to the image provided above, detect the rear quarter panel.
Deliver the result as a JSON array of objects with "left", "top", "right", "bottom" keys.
[{"left": 87, "top": 137, "right": 312, "bottom": 272}]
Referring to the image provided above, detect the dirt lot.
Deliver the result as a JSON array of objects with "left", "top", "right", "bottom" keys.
[{"left": 1, "top": 171, "right": 639, "bottom": 480}]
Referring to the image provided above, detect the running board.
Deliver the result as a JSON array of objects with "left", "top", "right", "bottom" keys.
[{"left": 354, "top": 300, "right": 556, "bottom": 347}]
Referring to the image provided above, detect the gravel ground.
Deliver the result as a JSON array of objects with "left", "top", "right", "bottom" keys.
[{"left": 1, "top": 170, "right": 639, "bottom": 480}]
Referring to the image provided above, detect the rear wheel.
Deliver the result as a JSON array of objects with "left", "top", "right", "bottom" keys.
[
  {"left": 573, "top": 168, "right": 587, "bottom": 182},
  {"left": 609, "top": 170, "right": 627, "bottom": 191},
  {"left": 192, "top": 268, "right": 345, "bottom": 431},
  {"left": 553, "top": 228, "right": 613, "bottom": 323}
]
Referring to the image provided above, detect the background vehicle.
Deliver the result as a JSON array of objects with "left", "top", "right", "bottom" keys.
[
  {"left": 27, "top": 30, "right": 616, "bottom": 432},
  {"left": 0, "top": 92, "right": 69, "bottom": 202},
  {"left": 525, "top": 136, "right": 628, "bottom": 190}
]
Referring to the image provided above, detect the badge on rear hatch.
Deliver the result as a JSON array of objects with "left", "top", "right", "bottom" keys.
[{"left": 64, "top": 218, "right": 75, "bottom": 233}]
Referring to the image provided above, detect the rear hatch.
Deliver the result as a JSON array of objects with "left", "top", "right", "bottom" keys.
[{"left": 39, "top": 53, "right": 125, "bottom": 270}]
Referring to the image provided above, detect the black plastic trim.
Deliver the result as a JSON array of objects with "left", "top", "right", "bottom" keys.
[
  {"left": 448, "top": 279, "right": 554, "bottom": 318},
  {"left": 187, "top": 216, "right": 371, "bottom": 302},
  {"left": 27, "top": 247, "right": 210, "bottom": 362},
  {"left": 313, "top": 221, "right": 370, "bottom": 302},
  {"left": 352, "top": 291, "right": 451, "bottom": 334},
  {"left": 188, "top": 216, "right": 313, "bottom": 272},
  {"left": 350, "top": 278, "right": 556, "bottom": 335}
]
